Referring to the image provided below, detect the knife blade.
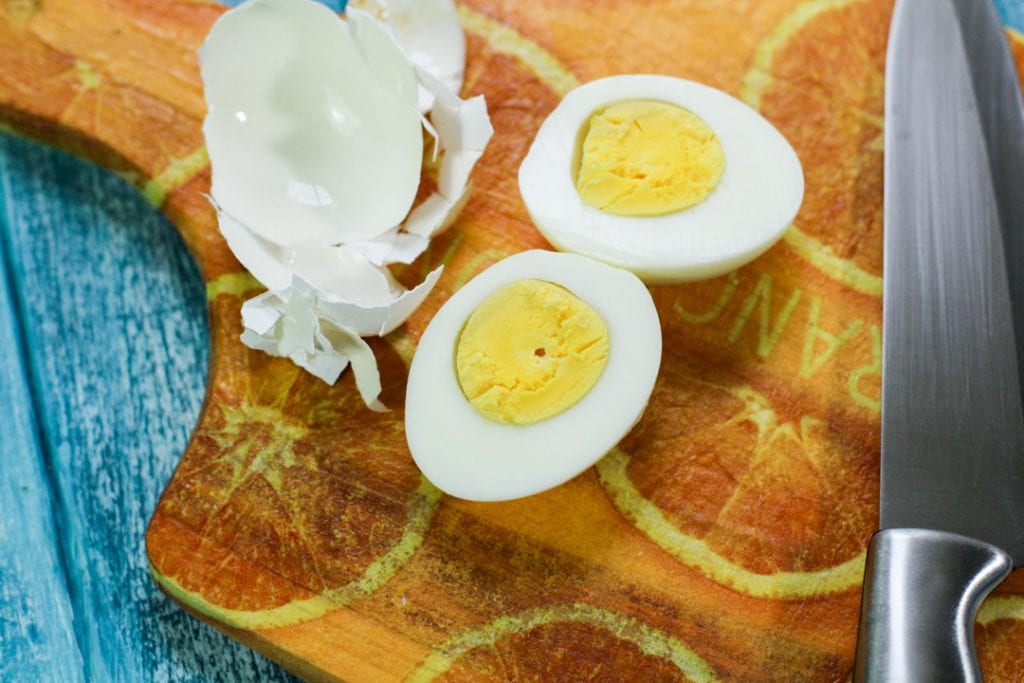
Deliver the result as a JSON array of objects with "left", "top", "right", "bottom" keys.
[
  {"left": 853, "top": 0, "right": 1024, "bottom": 681},
  {"left": 951, "top": 0, "right": 1024, "bottom": 398}
]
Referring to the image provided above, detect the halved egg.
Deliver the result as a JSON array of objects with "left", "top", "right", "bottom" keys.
[
  {"left": 405, "top": 250, "right": 661, "bottom": 502},
  {"left": 518, "top": 75, "right": 804, "bottom": 283}
]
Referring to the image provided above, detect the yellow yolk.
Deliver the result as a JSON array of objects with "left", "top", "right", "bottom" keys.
[
  {"left": 455, "top": 279, "right": 610, "bottom": 425},
  {"left": 575, "top": 99, "right": 725, "bottom": 217}
]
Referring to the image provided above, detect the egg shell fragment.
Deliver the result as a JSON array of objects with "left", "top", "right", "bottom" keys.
[
  {"left": 519, "top": 75, "right": 805, "bottom": 284},
  {"left": 405, "top": 250, "right": 662, "bottom": 502},
  {"left": 201, "top": 0, "right": 423, "bottom": 246},
  {"left": 240, "top": 277, "right": 387, "bottom": 410},
  {"left": 199, "top": 0, "right": 495, "bottom": 408},
  {"left": 349, "top": 0, "right": 466, "bottom": 108}
]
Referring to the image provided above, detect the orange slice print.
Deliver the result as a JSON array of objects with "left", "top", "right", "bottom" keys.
[
  {"left": 598, "top": 355, "right": 876, "bottom": 598},
  {"left": 406, "top": 604, "right": 716, "bottom": 683},
  {"left": 741, "top": 0, "right": 891, "bottom": 297},
  {"left": 147, "top": 286, "right": 441, "bottom": 630},
  {"left": 5, "top": 0, "right": 1024, "bottom": 680}
]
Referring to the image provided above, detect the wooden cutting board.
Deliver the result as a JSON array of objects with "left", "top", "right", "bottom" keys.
[{"left": 3, "top": 0, "right": 1024, "bottom": 680}]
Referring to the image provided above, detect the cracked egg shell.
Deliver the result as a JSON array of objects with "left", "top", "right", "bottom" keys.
[
  {"left": 349, "top": 0, "right": 466, "bottom": 100},
  {"left": 201, "top": 0, "right": 422, "bottom": 246}
]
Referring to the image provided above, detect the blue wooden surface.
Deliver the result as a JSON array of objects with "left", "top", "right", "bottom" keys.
[
  {"left": 1002, "top": 0, "right": 1024, "bottom": 31},
  {"left": 0, "top": 133, "right": 297, "bottom": 682},
  {"left": 0, "top": 0, "right": 1018, "bottom": 680},
  {"left": 0, "top": 155, "right": 84, "bottom": 683}
]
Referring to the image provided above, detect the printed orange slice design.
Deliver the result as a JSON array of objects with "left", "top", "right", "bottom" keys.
[
  {"left": 147, "top": 283, "right": 441, "bottom": 630},
  {"left": 978, "top": 595, "right": 1024, "bottom": 683},
  {"left": 454, "top": 0, "right": 880, "bottom": 600},
  {"left": 147, "top": 9, "right": 588, "bottom": 631},
  {"left": 406, "top": 604, "right": 717, "bottom": 683},
  {"left": 5, "top": 1, "right": 1024, "bottom": 680},
  {"left": 597, "top": 355, "right": 876, "bottom": 598},
  {"left": 1, "top": 0, "right": 450, "bottom": 635},
  {"left": 740, "top": 0, "right": 891, "bottom": 297}
]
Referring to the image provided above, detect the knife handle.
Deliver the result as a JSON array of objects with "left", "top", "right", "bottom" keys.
[{"left": 853, "top": 528, "right": 1012, "bottom": 682}]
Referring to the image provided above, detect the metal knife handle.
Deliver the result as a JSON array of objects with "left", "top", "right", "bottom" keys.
[{"left": 853, "top": 528, "right": 1012, "bottom": 682}]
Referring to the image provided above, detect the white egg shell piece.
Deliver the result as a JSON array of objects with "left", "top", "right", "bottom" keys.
[
  {"left": 518, "top": 75, "right": 805, "bottom": 284},
  {"left": 201, "top": 0, "right": 423, "bottom": 246},
  {"left": 405, "top": 250, "right": 662, "bottom": 502},
  {"left": 348, "top": 0, "right": 466, "bottom": 106},
  {"left": 241, "top": 277, "right": 388, "bottom": 411},
  {"left": 218, "top": 207, "right": 444, "bottom": 316}
]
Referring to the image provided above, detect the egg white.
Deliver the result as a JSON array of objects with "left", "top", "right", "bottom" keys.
[
  {"left": 518, "top": 75, "right": 805, "bottom": 284},
  {"left": 405, "top": 250, "right": 661, "bottom": 502}
]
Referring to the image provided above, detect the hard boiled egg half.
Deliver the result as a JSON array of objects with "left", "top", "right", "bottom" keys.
[
  {"left": 519, "top": 75, "right": 804, "bottom": 283},
  {"left": 406, "top": 250, "right": 661, "bottom": 501}
]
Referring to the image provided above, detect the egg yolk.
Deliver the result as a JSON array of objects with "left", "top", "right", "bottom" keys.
[
  {"left": 575, "top": 99, "right": 725, "bottom": 217},
  {"left": 455, "top": 279, "right": 610, "bottom": 425}
]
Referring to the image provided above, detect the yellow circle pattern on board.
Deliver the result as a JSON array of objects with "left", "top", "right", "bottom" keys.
[
  {"left": 151, "top": 474, "right": 442, "bottom": 631},
  {"left": 404, "top": 603, "right": 719, "bottom": 683},
  {"left": 460, "top": 1, "right": 883, "bottom": 297},
  {"left": 739, "top": 0, "right": 884, "bottom": 297},
  {"left": 182, "top": 0, "right": 1024, "bottom": 634}
]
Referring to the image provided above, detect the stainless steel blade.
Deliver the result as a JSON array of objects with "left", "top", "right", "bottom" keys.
[
  {"left": 882, "top": 0, "right": 1024, "bottom": 562},
  {"left": 951, "top": 0, "right": 1024, "bottom": 400}
]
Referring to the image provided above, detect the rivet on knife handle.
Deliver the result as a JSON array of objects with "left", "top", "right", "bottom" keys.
[{"left": 853, "top": 529, "right": 1012, "bottom": 683}]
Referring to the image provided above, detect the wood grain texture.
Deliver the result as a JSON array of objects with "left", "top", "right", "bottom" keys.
[
  {"left": 0, "top": 133, "right": 294, "bottom": 681},
  {"left": 0, "top": 166, "right": 83, "bottom": 682},
  {"left": 0, "top": 0, "right": 1023, "bottom": 681}
]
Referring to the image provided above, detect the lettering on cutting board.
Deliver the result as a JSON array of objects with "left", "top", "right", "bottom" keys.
[
  {"left": 801, "top": 298, "right": 864, "bottom": 378},
  {"left": 673, "top": 270, "right": 880, "bottom": 412},
  {"left": 727, "top": 273, "right": 803, "bottom": 359},
  {"left": 848, "top": 324, "right": 881, "bottom": 412}
]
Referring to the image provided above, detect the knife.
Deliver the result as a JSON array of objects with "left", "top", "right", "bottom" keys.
[
  {"left": 852, "top": 0, "right": 1024, "bottom": 681},
  {"left": 952, "top": 0, "right": 1024, "bottom": 390}
]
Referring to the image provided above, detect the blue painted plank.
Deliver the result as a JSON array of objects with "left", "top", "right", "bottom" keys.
[
  {"left": 0, "top": 134, "right": 295, "bottom": 682},
  {"left": 0, "top": 3, "right": 342, "bottom": 678},
  {"left": 996, "top": 0, "right": 1024, "bottom": 32},
  {"left": 0, "top": 156, "right": 84, "bottom": 683}
]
